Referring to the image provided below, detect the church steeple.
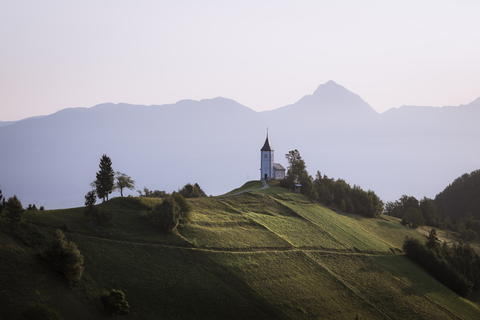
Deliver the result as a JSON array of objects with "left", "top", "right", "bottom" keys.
[
  {"left": 260, "top": 132, "right": 285, "bottom": 181},
  {"left": 261, "top": 134, "right": 273, "bottom": 151},
  {"left": 260, "top": 133, "right": 274, "bottom": 180}
]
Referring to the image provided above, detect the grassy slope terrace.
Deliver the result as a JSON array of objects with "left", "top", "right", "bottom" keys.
[{"left": 2, "top": 181, "right": 480, "bottom": 319}]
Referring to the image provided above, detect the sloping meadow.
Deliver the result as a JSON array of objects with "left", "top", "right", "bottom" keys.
[{"left": 15, "top": 186, "right": 480, "bottom": 319}]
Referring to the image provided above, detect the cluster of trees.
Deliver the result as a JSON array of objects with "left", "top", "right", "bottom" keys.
[
  {"left": 313, "top": 173, "right": 383, "bottom": 218},
  {"left": 438, "top": 213, "right": 480, "bottom": 241},
  {"left": 384, "top": 195, "right": 438, "bottom": 229},
  {"left": 403, "top": 230, "right": 480, "bottom": 296},
  {"left": 1, "top": 193, "right": 25, "bottom": 224},
  {"left": 1, "top": 188, "right": 46, "bottom": 224},
  {"left": 138, "top": 183, "right": 207, "bottom": 199},
  {"left": 178, "top": 183, "right": 207, "bottom": 198},
  {"left": 90, "top": 154, "right": 135, "bottom": 203},
  {"left": 434, "top": 169, "right": 480, "bottom": 220},
  {"left": 26, "top": 204, "right": 44, "bottom": 211},
  {"left": 280, "top": 150, "right": 383, "bottom": 218},
  {"left": 148, "top": 192, "right": 192, "bottom": 232},
  {"left": 138, "top": 187, "right": 167, "bottom": 198},
  {"left": 384, "top": 194, "right": 480, "bottom": 240}
]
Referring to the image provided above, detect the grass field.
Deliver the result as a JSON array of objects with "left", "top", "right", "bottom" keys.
[{"left": 2, "top": 180, "right": 480, "bottom": 319}]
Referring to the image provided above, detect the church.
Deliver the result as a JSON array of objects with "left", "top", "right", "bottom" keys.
[{"left": 260, "top": 134, "right": 286, "bottom": 180}]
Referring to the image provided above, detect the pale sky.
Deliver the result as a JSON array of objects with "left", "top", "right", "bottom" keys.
[{"left": 1, "top": 0, "right": 479, "bottom": 121}]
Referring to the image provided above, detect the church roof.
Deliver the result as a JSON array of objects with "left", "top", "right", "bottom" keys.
[
  {"left": 273, "top": 163, "right": 285, "bottom": 171},
  {"left": 261, "top": 134, "right": 273, "bottom": 151}
]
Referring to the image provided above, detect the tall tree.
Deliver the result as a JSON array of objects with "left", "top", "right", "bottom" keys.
[
  {"left": 114, "top": 171, "right": 135, "bottom": 197},
  {"left": 420, "top": 197, "right": 438, "bottom": 227},
  {"left": 403, "top": 207, "right": 425, "bottom": 229},
  {"left": 95, "top": 154, "right": 115, "bottom": 202},
  {"left": 285, "top": 149, "right": 306, "bottom": 185}
]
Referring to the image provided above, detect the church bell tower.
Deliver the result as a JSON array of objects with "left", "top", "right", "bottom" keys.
[{"left": 260, "top": 134, "right": 274, "bottom": 180}]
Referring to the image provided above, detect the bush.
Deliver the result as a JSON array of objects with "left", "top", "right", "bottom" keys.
[
  {"left": 100, "top": 289, "right": 130, "bottom": 316},
  {"left": 5, "top": 195, "right": 24, "bottom": 224},
  {"left": 19, "top": 302, "right": 63, "bottom": 320},
  {"left": 172, "top": 192, "right": 192, "bottom": 223},
  {"left": 43, "top": 229, "right": 84, "bottom": 284},
  {"left": 149, "top": 193, "right": 192, "bottom": 231},
  {"left": 150, "top": 195, "right": 180, "bottom": 232}
]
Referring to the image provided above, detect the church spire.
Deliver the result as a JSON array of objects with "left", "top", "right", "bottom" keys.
[{"left": 261, "top": 133, "right": 273, "bottom": 151}]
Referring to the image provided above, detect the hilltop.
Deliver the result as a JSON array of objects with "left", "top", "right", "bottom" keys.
[{"left": 2, "top": 182, "right": 480, "bottom": 319}]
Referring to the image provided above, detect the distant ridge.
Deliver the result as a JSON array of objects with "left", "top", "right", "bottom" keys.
[{"left": 0, "top": 82, "right": 479, "bottom": 209}]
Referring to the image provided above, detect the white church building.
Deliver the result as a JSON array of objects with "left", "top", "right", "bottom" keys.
[{"left": 260, "top": 134, "right": 286, "bottom": 180}]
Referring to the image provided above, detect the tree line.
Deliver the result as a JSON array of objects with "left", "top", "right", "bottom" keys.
[
  {"left": 434, "top": 169, "right": 480, "bottom": 220},
  {"left": 384, "top": 193, "right": 480, "bottom": 240},
  {"left": 403, "top": 229, "right": 480, "bottom": 297},
  {"left": 280, "top": 149, "right": 383, "bottom": 218}
]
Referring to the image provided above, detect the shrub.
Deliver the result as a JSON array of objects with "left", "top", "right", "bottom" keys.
[
  {"left": 100, "top": 289, "right": 130, "bottom": 316},
  {"left": 43, "top": 229, "right": 84, "bottom": 284},
  {"left": 5, "top": 195, "right": 24, "bottom": 224},
  {"left": 172, "top": 192, "right": 192, "bottom": 223},
  {"left": 150, "top": 195, "right": 180, "bottom": 232},
  {"left": 19, "top": 302, "right": 63, "bottom": 320}
]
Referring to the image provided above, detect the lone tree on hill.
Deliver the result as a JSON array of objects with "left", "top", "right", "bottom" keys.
[
  {"left": 94, "top": 154, "right": 115, "bottom": 202},
  {"left": 115, "top": 171, "right": 135, "bottom": 197}
]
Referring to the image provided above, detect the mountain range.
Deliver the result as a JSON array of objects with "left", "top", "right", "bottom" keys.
[{"left": 1, "top": 80, "right": 479, "bottom": 209}]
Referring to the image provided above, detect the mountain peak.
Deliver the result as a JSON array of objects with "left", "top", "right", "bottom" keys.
[
  {"left": 290, "top": 81, "right": 378, "bottom": 116},
  {"left": 312, "top": 80, "right": 341, "bottom": 95}
]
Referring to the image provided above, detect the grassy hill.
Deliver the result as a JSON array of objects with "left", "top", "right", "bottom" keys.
[{"left": 2, "top": 181, "right": 480, "bottom": 319}]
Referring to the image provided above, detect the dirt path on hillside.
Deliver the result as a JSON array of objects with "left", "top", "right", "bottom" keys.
[{"left": 66, "top": 230, "right": 395, "bottom": 256}]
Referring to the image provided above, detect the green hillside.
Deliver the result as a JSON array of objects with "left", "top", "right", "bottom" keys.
[{"left": 2, "top": 182, "right": 480, "bottom": 319}]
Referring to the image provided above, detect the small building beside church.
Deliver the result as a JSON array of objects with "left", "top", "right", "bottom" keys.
[{"left": 260, "top": 134, "right": 286, "bottom": 180}]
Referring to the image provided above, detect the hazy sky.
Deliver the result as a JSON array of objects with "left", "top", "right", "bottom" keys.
[{"left": 1, "top": 0, "right": 479, "bottom": 121}]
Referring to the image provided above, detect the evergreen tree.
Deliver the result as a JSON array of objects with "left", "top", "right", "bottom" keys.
[{"left": 94, "top": 154, "right": 115, "bottom": 202}]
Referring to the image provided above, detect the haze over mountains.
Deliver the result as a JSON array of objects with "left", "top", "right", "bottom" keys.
[{"left": 1, "top": 80, "right": 479, "bottom": 209}]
